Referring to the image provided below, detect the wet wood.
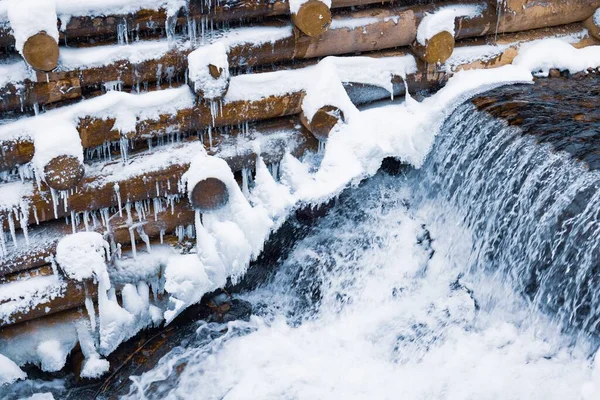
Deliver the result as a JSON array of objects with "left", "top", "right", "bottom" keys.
[
  {"left": 291, "top": 0, "right": 332, "bottom": 37},
  {"left": 584, "top": 12, "right": 600, "bottom": 41},
  {"left": 22, "top": 32, "right": 59, "bottom": 72}
]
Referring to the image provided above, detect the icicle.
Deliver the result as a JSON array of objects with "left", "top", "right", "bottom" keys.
[
  {"left": 119, "top": 137, "right": 129, "bottom": 163},
  {"left": 159, "top": 229, "right": 165, "bottom": 244},
  {"left": 83, "top": 211, "right": 90, "bottom": 231},
  {"left": 84, "top": 295, "right": 97, "bottom": 332},
  {"left": 50, "top": 188, "right": 59, "bottom": 219},
  {"left": 137, "top": 226, "right": 152, "bottom": 253},
  {"left": 7, "top": 212, "right": 17, "bottom": 246},
  {"left": 242, "top": 167, "right": 250, "bottom": 197},
  {"left": 0, "top": 221, "right": 7, "bottom": 257},
  {"left": 71, "top": 210, "right": 76, "bottom": 233},
  {"left": 129, "top": 227, "right": 137, "bottom": 258},
  {"left": 318, "top": 139, "right": 326, "bottom": 154},
  {"left": 113, "top": 183, "right": 122, "bottom": 217},
  {"left": 18, "top": 202, "right": 30, "bottom": 245}
]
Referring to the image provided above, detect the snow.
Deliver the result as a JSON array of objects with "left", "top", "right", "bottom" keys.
[
  {"left": 417, "top": 4, "right": 484, "bottom": 45},
  {"left": 0, "top": 60, "right": 31, "bottom": 88},
  {"left": 4, "top": 0, "right": 58, "bottom": 54},
  {"left": 55, "top": 232, "right": 111, "bottom": 284},
  {"left": 594, "top": 8, "right": 600, "bottom": 27},
  {"left": 513, "top": 39, "right": 600, "bottom": 76},
  {"left": 330, "top": 17, "right": 378, "bottom": 30},
  {"left": 0, "top": 275, "right": 67, "bottom": 326},
  {"left": 59, "top": 39, "right": 185, "bottom": 70},
  {"left": 0, "top": 354, "right": 25, "bottom": 385},
  {"left": 188, "top": 42, "right": 230, "bottom": 100}
]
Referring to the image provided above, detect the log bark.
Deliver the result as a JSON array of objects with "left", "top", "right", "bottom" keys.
[
  {"left": 189, "top": 178, "right": 230, "bottom": 211},
  {"left": 411, "top": 30, "right": 455, "bottom": 64},
  {"left": 291, "top": 0, "right": 332, "bottom": 37},
  {"left": 22, "top": 32, "right": 59, "bottom": 72},
  {"left": 0, "top": 279, "right": 96, "bottom": 328},
  {"left": 0, "top": 308, "right": 86, "bottom": 341}
]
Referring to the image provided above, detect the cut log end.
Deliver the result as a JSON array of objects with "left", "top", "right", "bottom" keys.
[
  {"left": 300, "top": 105, "right": 345, "bottom": 141},
  {"left": 291, "top": 0, "right": 332, "bottom": 37},
  {"left": 43, "top": 155, "right": 85, "bottom": 191},
  {"left": 584, "top": 14, "right": 600, "bottom": 41},
  {"left": 190, "top": 178, "right": 230, "bottom": 212},
  {"left": 22, "top": 32, "right": 59, "bottom": 72},
  {"left": 412, "top": 31, "right": 455, "bottom": 64},
  {"left": 208, "top": 64, "right": 224, "bottom": 79}
]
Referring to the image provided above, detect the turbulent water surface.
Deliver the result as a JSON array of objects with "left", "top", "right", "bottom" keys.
[{"left": 115, "top": 102, "right": 600, "bottom": 399}]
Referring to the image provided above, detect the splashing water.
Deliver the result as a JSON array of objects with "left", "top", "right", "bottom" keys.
[{"left": 120, "top": 103, "right": 600, "bottom": 399}]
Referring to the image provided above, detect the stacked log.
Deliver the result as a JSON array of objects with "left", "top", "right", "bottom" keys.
[{"left": 1, "top": 0, "right": 600, "bottom": 381}]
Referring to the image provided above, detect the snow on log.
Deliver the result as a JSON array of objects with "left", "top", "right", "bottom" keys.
[
  {"left": 584, "top": 9, "right": 600, "bottom": 41},
  {"left": 291, "top": 0, "right": 332, "bottom": 37},
  {"left": 5, "top": 0, "right": 59, "bottom": 72},
  {"left": 188, "top": 42, "right": 230, "bottom": 100},
  {"left": 0, "top": 274, "right": 96, "bottom": 328}
]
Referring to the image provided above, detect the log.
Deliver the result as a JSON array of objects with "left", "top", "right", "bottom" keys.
[
  {"left": 2, "top": 0, "right": 597, "bottom": 113},
  {"left": 43, "top": 155, "right": 86, "bottom": 191},
  {"left": 584, "top": 10, "right": 600, "bottom": 41},
  {"left": 0, "top": 308, "right": 86, "bottom": 342},
  {"left": 0, "top": 117, "right": 317, "bottom": 231},
  {"left": 22, "top": 32, "right": 59, "bottom": 72},
  {"left": 291, "top": 0, "right": 332, "bottom": 37},
  {"left": 189, "top": 178, "right": 230, "bottom": 211},
  {"left": 300, "top": 105, "right": 345, "bottom": 140},
  {"left": 0, "top": 278, "right": 96, "bottom": 327},
  {"left": 412, "top": 30, "right": 455, "bottom": 64}
]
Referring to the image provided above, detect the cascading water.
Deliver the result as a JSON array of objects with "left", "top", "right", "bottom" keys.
[{"left": 114, "top": 100, "right": 600, "bottom": 399}]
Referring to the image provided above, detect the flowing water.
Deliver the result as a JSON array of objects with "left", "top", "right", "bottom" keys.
[{"left": 118, "top": 102, "right": 600, "bottom": 399}]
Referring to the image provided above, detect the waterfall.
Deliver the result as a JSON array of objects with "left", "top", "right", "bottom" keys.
[{"left": 422, "top": 102, "right": 600, "bottom": 335}]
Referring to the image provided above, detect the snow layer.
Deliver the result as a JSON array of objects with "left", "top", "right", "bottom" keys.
[
  {"left": 55, "top": 232, "right": 111, "bottom": 283},
  {"left": 0, "top": 60, "right": 32, "bottom": 88},
  {"left": 188, "top": 42, "right": 230, "bottom": 99},
  {"left": 513, "top": 39, "right": 600, "bottom": 76},
  {"left": 0, "top": 354, "right": 25, "bottom": 385},
  {"left": 4, "top": 0, "right": 59, "bottom": 54},
  {"left": 417, "top": 4, "right": 484, "bottom": 45}
]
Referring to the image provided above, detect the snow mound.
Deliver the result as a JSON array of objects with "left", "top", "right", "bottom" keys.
[
  {"left": 55, "top": 232, "right": 111, "bottom": 284},
  {"left": 0, "top": 353, "right": 25, "bottom": 385}
]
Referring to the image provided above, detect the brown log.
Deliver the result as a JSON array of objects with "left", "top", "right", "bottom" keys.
[
  {"left": 0, "top": 77, "right": 82, "bottom": 115},
  {"left": 291, "top": 0, "right": 332, "bottom": 37},
  {"left": 190, "top": 178, "right": 230, "bottom": 212},
  {"left": 0, "top": 117, "right": 317, "bottom": 231},
  {"left": 3, "top": 0, "right": 597, "bottom": 113},
  {"left": 584, "top": 12, "right": 600, "bottom": 41},
  {"left": 43, "top": 155, "right": 85, "bottom": 190},
  {"left": 0, "top": 308, "right": 86, "bottom": 342},
  {"left": 300, "top": 105, "right": 345, "bottom": 140},
  {"left": 0, "top": 278, "right": 96, "bottom": 327},
  {"left": 412, "top": 31, "right": 455, "bottom": 64},
  {"left": 0, "top": 265, "right": 54, "bottom": 284},
  {"left": 22, "top": 32, "right": 59, "bottom": 72}
]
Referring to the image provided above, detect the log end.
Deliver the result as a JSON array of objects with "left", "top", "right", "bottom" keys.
[
  {"left": 22, "top": 32, "right": 59, "bottom": 72},
  {"left": 412, "top": 31, "right": 455, "bottom": 64},
  {"left": 292, "top": 0, "right": 332, "bottom": 37},
  {"left": 43, "top": 155, "right": 85, "bottom": 191},
  {"left": 300, "top": 105, "right": 345, "bottom": 141},
  {"left": 190, "top": 178, "right": 230, "bottom": 212}
]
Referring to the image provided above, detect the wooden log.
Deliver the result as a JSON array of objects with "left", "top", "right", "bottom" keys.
[
  {"left": 0, "top": 278, "right": 96, "bottom": 328},
  {"left": 0, "top": 307, "right": 86, "bottom": 342},
  {"left": 189, "top": 178, "right": 230, "bottom": 211},
  {"left": 291, "top": 0, "right": 332, "bottom": 37},
  {"left": 412, "top": 30, "right": 455, "bottom": 64},
  {"left": 300, "top": 105, "right": 345, "bottom": 140},
  {"left": 43, "top": 155, "right": 86, "bottom": 191},
  {"left": 0, "top": 117, "right": 317, "bottom": 231},
  {"left": 22, "top": 32, "right": 59, "bottom": 72},
  {"left": 584, "top": 10, "right": 600, "bottom": 41}
]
